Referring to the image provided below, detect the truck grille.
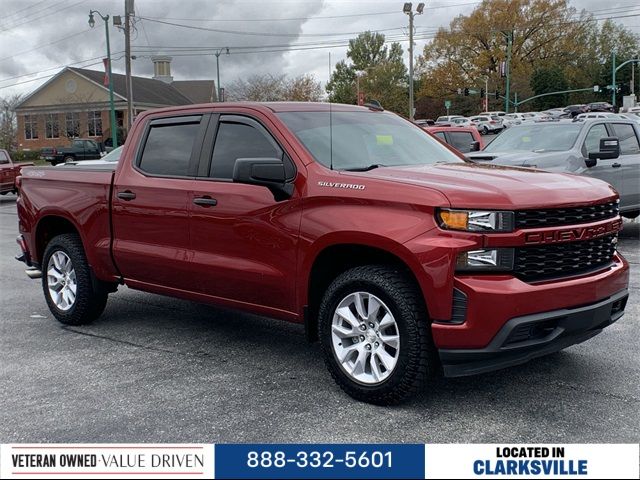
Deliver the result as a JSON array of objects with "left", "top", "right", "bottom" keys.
[
  {"left": 514, "top": 234, "right": 617, "bottom": 282},
  {"left": 515, "top": 201, "right": 618, "bottom": 229}
]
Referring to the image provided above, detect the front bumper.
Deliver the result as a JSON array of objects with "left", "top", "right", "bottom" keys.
[{"left": 439, "top": 288, "right": 628, "bottom": 377}]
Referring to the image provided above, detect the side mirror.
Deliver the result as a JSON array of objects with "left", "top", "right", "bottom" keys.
[
  {"left": 233, "top": 157, "right": 293, "bottom": 201},
  {"left": 469, "top": 141, "right": 481, "bottom": 152},
  {"left": 587, "top": 137, "right": 620, "bottom": 166}
]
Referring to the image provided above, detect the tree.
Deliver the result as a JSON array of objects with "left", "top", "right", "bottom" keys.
[
  {"left": 0, "top": 94, "right": 22, "bottom": 151},
  {"left": 416, "top": 0, "right": 639, "bottom": 109},
  {"left": 226, "top": 73, "right": 322, "bottom": 102},
  {"left": 326, "top": 31, "right": 408, "bottom": 114},
  {"left": 529, "top": 66, "right": 568, "bottom": 110}
]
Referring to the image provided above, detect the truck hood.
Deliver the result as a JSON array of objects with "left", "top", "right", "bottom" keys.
[
  {"left": 466, "top": 150, "right": 567, "bottom": 167},
  {"left": 349, "top": 162, "right": 616, "bottom": 210}
]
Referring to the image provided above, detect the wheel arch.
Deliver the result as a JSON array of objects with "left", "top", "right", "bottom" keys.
[
  {"left": 35, "top": 214, "right": 84, "bottom": 266},
  {"left": 301, "top": 236, "right": 431, "bottom": 342}
]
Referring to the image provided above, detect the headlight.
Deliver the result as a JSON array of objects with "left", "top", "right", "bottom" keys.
[
  {"left": 438, "top": 209, "right": 514, "bottom": 232},
  {"left": 456, "top": 248, "right": 514, "bottom": 272}
]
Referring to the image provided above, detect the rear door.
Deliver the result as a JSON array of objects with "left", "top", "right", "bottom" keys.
[
  {"left": 186, "top": 113, "right": 302, "bottom": 314},
  {"left": 111, "top": 114, "right": 209, "bottom": 290},
  {"left": 580, "top": 122, "right": 623, "bottom": 197},
  {"left": 609, "top": 122, "right": 640, "bottom": 211}
]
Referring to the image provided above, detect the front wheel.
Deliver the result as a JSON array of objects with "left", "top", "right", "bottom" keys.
[
  {"left": 63, "top": 156, "right": 75, "bottom": 164},
  {"left": 481, "top": 126, "right": 489, "bottom": 135},
  {"left": 42, "top": 233, "right": 108, "bottom": 325},
  {"left": 318, "top": 265, "right": 435, "bottom": 405}
]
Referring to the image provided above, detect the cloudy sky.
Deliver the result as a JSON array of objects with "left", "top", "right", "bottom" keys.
[{"left": 0, "top": 0, "right": 638, "bottom": 99}]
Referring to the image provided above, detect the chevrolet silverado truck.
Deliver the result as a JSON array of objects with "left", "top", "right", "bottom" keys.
[
  {"left": 40, "top": 138, "right": 102, "bottom": 165},
  {"left": 15, "top": 102, "right": 629, "bottom": 405},
  {"left": 0, "top": 149, "right": 33, "bottom": 195}
]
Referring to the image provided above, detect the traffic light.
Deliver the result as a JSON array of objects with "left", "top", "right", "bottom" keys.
[
  {"left": 464, "top": 88, "right": 469, "bottom": 96},
  {"left": 480, "top": 88, "right": 485, "bottom": 98},
  {"left": 495, "top": 91, "right": 500, "bottom": 100}
]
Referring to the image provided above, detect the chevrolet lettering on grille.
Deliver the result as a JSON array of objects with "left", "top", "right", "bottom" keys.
[{"left": 524, "top": 218, "right": 622, "bottom": 245}]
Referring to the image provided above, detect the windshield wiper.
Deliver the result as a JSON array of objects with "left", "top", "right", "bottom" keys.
[{"left": 343, "top": 164, "right": 387, "bottom": 172}]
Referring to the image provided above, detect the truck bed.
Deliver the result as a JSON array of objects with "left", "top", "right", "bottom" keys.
[{"left": 17, "top": 166, "right": 118, "bottom": 280}]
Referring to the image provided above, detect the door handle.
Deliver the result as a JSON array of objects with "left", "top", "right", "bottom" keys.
[
  {"left": 193, "top": 196, "right": 218, "bottom": 207},
  {"left": 117, "top": 190, "right": 136, "bottom": 201},
  {"left": 611, "top": 163, "right": 622, "bottom": 168}
]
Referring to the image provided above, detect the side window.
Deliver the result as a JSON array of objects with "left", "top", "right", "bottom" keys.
[
  {"left": 433, "top": 132, "right": 446, "bottom": 141},
  {"left": 448, "top": 131, "right": 475, "bottom": 153},
  {"left": 210, "top": 120, "right": 280, "bottom": 179},
  {"left": 72, "top": 140, "right": 84, "bottom": 149},
  {"left": 582, "top": 124, "right": 608, "bottom": 156},
  {"left": 139, "top": 117, "right": 202, "bottom": 176},
  {"left": 611, "top": 123, "right": 640, "bottom": 155},
  {"left": 0, "top": 151, "right": 9, "bottom": 164}
]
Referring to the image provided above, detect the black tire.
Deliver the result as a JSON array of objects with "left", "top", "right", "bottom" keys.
[
  {"left": 481, "top": 126, "right": 489, "bottom": 135},
  {"left": 63, "top": 156, "right": 75, "bottom": 164},
  {"left": 318, "top": 265, "right": 436, "bottom": 405},
  {"left": 42, "top": 233, "right": 108, "bottom": 325},
  {"left": 621, "top": 210, "right": 639, "bottom": 220}
]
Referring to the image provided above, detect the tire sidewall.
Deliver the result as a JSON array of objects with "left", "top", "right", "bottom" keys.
[{"left": 319, "top": 272, "right": 422, "bottom": 399}]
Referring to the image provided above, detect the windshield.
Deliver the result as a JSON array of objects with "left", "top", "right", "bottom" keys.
[
  {"left": 277, "top": 111, "right": 465, "bottom": 170},
  {"left": 483, "top": 124, "right": 581, "bottom": 153},
  {"left": 102, "top": 146, "right": 123, "bottom": 162}
]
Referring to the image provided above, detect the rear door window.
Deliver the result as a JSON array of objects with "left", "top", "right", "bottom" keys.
[
  {"left": 447, "top": 131, "right": 475, "bottom": 153},
  {"left": 610, "top": 123, "right": 640, "bottom": 155},
  {"left": 138, "top": 115, "right": 204, "bottom": 177}
]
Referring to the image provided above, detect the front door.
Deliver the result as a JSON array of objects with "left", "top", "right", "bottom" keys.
[
  {"left": 187, "top": 114, "right": 301, "bottom": 314},
  {"left": 581, "top": 123, "right": 624, "bottom": 198},
  {"left": 609, "top": 122, "right": 640, "bottom": 212},
  {"left": 111, "top": 114, "right": 208, "bottom": 290}
]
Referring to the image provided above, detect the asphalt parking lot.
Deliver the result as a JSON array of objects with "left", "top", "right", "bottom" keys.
[{"left": 0, "top": 192, "right": 638, "bottom": 443}]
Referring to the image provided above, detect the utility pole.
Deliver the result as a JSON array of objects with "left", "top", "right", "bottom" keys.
[
  {"left": 214, "top": 48, "right": 229, "bottom": 102},
  {"left": 612, "top": 51, "right": 616, "bottom": 107},
  {"left": 124, "top": 0, "right": 134, "bottom": 130},
  {"left": 503, "top": 31, "right": 512, "bottom": 113},
  {"left": 403, "top": 3, "right": 424, "bottom": 121},
  {"left": 484, "top": 76, "right": 489, "bottom": 111}
]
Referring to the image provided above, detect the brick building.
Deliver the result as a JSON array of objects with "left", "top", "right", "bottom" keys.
[{"left": 15, "top": 57, "right": 216, "bottom": 151}]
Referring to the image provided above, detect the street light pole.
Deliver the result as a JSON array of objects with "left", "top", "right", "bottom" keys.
[
  {"left": 403, "top": 2, "right": 424, "bottom": 121},
  {"left": 214, "top": 48, "right": 229, "bottom": 102},
  {"left": 502, "top": 31, "right": 513, "bottom": 113},
  {"left": 89, "top": 10, "right": 117, "bottom": 149},
  {"left": 612, "top": 51, "right": 616, "bottom": 107}
]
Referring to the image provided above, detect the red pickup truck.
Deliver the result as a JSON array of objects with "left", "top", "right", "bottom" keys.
[
  {"left": 0, "top": 149, "right": 33, "bottom": 195},
  {"left": 15, "top": 102, "right": 629, "bottom": 405}
]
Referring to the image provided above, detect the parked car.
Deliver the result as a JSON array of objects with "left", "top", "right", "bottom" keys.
[
  {"left": 0, "top": 149, "right": 34, "bottom": 195},
  {"left": 563, "top": 104, "right": 589, "bottom": 118},
  {"left": 15, "top": 102, "right": 630, "bottom": 405},
  {"left": 616, "top": 113, "right": 640, "bottom": 124},
  {"left": 479, "top": 111, "right": 506, "bottom": 117},
  {"left": 468, "top": 119, "right": 640, "bottom": 218},
  {"left": 588, "top": 102, "right": 615, "bottom": 113},
  {"left": 501, "top": 113, "right": 522, "bottom": 128},
  {"left": 414, "top": 119, "right": 435, "bottom": 126},
  {"left": 56, "top": 145, "right": 123, "bottom": 167},
  {"left": 575, "top": 112, "right": 620, "bottom": 121},
  {"left": 423, "top": 125, "right": 483, "bottom": 153},
  {"left": 469, "top": 115, "right": 502, "bottom": 134},
  {"left": 434, "top": 115, "right": 464, "bottom": 126},
  {"left": 541, "top": 109, "right": 565, "bottom": 119},
  {"left": 40, "top": 138, "right": 102, "bottom": 165},
  {"left": 450, "top": 117, "right": 473, "bottom": 128}
]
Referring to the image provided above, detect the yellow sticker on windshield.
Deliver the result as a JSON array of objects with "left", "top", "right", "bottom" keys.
[
  {"left": 376, "top": 135, "right": 393, "bottom": 145},
  {"left": 522, "top": 136, "right": 531, "bottom": 143}
]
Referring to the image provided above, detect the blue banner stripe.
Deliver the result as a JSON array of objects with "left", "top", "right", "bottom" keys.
[{"left": 214, "top": 444, "right": 425, "bottom": 479}]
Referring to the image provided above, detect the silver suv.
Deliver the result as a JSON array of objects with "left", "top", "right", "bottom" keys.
[{"left": 468, "top": 119, "right": 640, "bottom": 218}]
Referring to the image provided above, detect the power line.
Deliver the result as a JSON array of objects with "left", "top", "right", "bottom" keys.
[
  {"left": 3, "top": 0, "right": 50, "bottom": 21},
  {"left": 137, "top": 16, "right": 406, "bottom": 37},
  {"left": 0, "top": 28, "right": 92, "bottom": 63},
  {"left": 0, "top": 0, "right": 88, "bottom": 33}
]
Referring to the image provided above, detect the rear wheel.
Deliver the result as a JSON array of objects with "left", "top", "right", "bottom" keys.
[
  {"left": 481, "top": 125, "right": 489, "bottom": 135},
  {"left": 63, "top": 156, "right": 75, "bottom": 164},
  {"left": 42, "top": 233, "right": 108, "bottom": 325},
  {"left": 318, "top": 265, "right": 435, "bottom": 405}
]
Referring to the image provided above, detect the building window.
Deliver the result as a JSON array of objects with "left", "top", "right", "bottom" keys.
[
  {"left": 24, "top": 115, "right": 38, "bottom": 140},
  {"left": 65, "top": 112, "right": 80, "bottom": 138},
  {"left": 88, "top": 111, "right": 102, "bottom": 137},
  {"left": 45, "top": 113, "right": 60, "bottom": 139}
]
